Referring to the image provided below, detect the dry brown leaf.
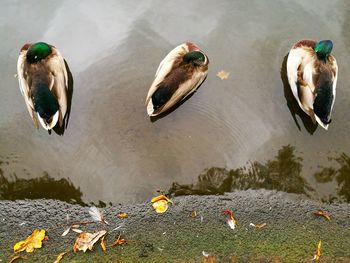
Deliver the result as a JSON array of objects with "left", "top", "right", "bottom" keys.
[
  {"left": 216, "top": 70, "right": 230, "bottom": 80},
  {"left": 73, "top": 230, "right": 107, "bottom": 253},
  {"left": 8, "top": 255, "right": 26, "bottom": 263},
  {"left": 223, "top": 210, "right": 236, "bottom": 230},
  {"left": 117, "top": 213, "right": 128, "bottom": 218},
  {"left": 312, "top": 240, "right": 322, "bottom": 261},
  {"left": 100, "top": 236, "right": 107, "bottom": 252},
  {"left": 314, "top": 210, "right": 331, "bottom": 221},
  {"left": 13, "top": 229, "right": 46, "bottom": 253},
  {"left": 53, "top": 252, "right": 67, "bottom": 263}
]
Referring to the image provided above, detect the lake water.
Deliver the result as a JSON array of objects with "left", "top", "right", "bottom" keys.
[{"left": 0, "top": 0, "right": 349, "bottom": 204}]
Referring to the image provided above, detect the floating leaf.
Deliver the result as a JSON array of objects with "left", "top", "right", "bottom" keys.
[
  {"left": 314, "top": 210, "right": 331, "bottom": 221},
  {"left": 249, "top": 223, "right": 266, "bottom": 229},
  {"left": 13, "top": 229, "right": 46, "bottom": 253},
  {"left": 88, "top": 206, "right": 109, "bottom": 225},
  {"left": 216, "top": 70, "right": 230, "bottom": 80},
  {"left": 8, "top": 255, "right": 26, "bottom": 263},
  {"left": 312, "top": 240, "right": 322, "bottom": 261},
  {"left": 151, "top": 195, "right": 173, "bottom": 214},
  {"left": 73, "top": 230, "right": 107, "bottom": 253},
  {"left": 100, "top": 236, "right": 106, "bottom": 252},
  {"left": 117, "top": 213, "right": 128, "bottom": 218},
  {"left": 223, "top": 210, "right": 236, "bottom": 230},
  {"left": 54, "top": 252, "right": 67, "bottom": 263}
]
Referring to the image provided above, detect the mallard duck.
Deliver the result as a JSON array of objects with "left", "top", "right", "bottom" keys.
[
  {"left": 145, "top": 42, "right": 209, "bottom": 116},
  {"left": 287, "top": 40, "right": 338, "bottom": 130},
  {"left": 17, "top": 42, "right": 68, "bottom": 130}
]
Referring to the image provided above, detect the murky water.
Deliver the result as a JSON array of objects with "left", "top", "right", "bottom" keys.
[{"left": 1, "top": 0, "right": 349, "bottom": 204}]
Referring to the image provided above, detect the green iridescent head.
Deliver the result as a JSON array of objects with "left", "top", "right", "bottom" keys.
[
  {"left": 26, "top": 42, "right": 52, "bottom": 63},
  {"left": 183, "top": 51, "right": 206, "bottom": 65},
  {"left": 314, "top": 40, "right": 333, "bottom": 59}
]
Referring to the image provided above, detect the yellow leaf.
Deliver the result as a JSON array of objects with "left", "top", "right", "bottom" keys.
[
  {"left": 152, "top": 199, "right": 169, "bottom": 214},
  {"left": 117, "top": 212, "right": 128, "bottom": 218},
  {"left": 151, "top": 195, "right": 173, "bottom": 214},
  {"left": 73, "top": 230, "right": 106, "bottom": 253},
  {"left": 54, "top": 252, "right": 67, "bottom": 263},
  {"left": 100, "top": 236, "right": 107, "bottom": 252},
  {"left": 314, "top": 210, "right": 331, "bottom": 221},
  {"left": 250, "top": 223, "right": 266, "bottom": 229},
  {"left": 151, "top": 195, "right": 173, "bottom": 204},
  {"left": 216, "top": 70, "right": 230, "bottom": 80},
  {"left": 13, "top": 229, "right": 46, "bottom": 253},
  {"left": 8, "top": 255, "right": 26, "bottom": 263},
  {"left": 312, "top": 240, "right": 322, "bottom": 261},
  {"left": 191, "top": 211, "right": 197, "bottom": 218}
]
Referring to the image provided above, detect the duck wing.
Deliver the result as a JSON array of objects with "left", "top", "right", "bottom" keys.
[
  {"left": 46, "top": 47, "right": 68, "bottom": 127},
  {"left": 17, "top": 51, "right": 39, "bottom": 128}
]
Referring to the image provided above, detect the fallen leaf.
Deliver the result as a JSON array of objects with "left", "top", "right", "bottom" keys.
[
  {"left": 71, "top": 228, "right": 83, "bottom": 234},
  {"left": 13, "top": 229, "right": 46, "bottom": 253},
  {"left": 151, "top": 195, "right": 173, "bottom": 214},
  {"left": 223, "top": 210, "right": 236, "bottom": 230},
  {"left": 202, "top": 251, "right": 210, "bottom": 258},
  {"left": 88, "top": 206, "right": 109, "bottom": 225},
  {"left": 61, "top": 227, "right": 71, "bottom": 237},
  {"left": 53, "top": 252, "right": 67, "bottom": 263},
  {"left": 249, "top": 223, "right": 266, "bottom": 229},
  {"left": 312, "top": 240, "right": 322, "bottom": 261},
  {"left": 216, "top": 70, "right": 230, "bottom": 80},
  {"left": 117, "top": 213, "right": 128, "bottom": 218},
  {"left": 73, "top": 230, "right": 107, "bottom": 253},
  {"left": 151, "top": 195, "right": 173, "bottom": 204},
  {"left": 191, "top": 211, "right": 197, "bottom": 218},
  {"left": 8, "top": 256, "right": 26, "bottom": 263},
  {"left": 314, "top": 210, "right": 331, "bottom": 221},
  {"left": 112, "top": 235, "right": 128, "bottom": 246},
  {"left": 100, "top": 236, "right": 106, "bottom": 252}
]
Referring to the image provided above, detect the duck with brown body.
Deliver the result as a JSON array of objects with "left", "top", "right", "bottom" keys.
[
  {"left": 17, "top": 42, "right": 68, "bottom": 130},
  {"left": 286, "top": 39, "right": 338, "bottom": 130},
  {"left": 145, "top": 42, "right": 209, "bottom": 117}
]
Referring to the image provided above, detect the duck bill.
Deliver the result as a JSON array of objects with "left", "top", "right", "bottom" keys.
[{"left": 37, "top": 111, "right": 59, "bottom": 130}]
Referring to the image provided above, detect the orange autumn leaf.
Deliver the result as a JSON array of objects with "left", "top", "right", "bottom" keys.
[
  {"left": 223, "top": 210, "right": 237, "bottom": 230},
  {"left": 13, "top": 229, "right": 46, "bottom": 253},
  {"left": 8, "top": 255, "right": 26, "bottom": 263},
  {"left": 73, "top": 230, "right": 107, "bottom": 253},
  {"left": 314, "top": 210, "right": 331, "bottom": 221},
  {"left": 53, "top": 252, "right": 67, "bottom": 263},
  {"left": 216, "top": 70, "right": 230, "bottom": 80},
  {"left": 117, "top": 212, "right": 128, "bottom": 218},
  {"left": 113, "top": 238, "right": 127, "bottom": 246},
  {"left": 151, "top": 195, "right": 173, "bottom": 214},
  {"left": 312, "top": 240, "right": 322, "bottom": 261}
]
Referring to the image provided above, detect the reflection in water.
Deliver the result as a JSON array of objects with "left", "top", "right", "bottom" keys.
[
  {"left": 0, "top": 168, "right": 84, "bottom": 205},
  {"left": 281, "top": 54, "right": 317, "bottom": 134},
  {"left": 169, "top": 145, "right": 314, "bottom": 196},
  {"left": 52, "top": 60, "right": 74, "bottom": 135},
  {"left": 314, "top": 153, "right": 350, "bottom": 202}
]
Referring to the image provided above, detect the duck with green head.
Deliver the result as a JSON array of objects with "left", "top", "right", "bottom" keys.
[
  {"left": 145, "top": 42, "right": 209, "bottom": 116},
  {"left": 287, "top": 39, "right": 338, "bottom": 130},
  {"left": 17, "top": 42, "right": 68, "bottom": 130}
]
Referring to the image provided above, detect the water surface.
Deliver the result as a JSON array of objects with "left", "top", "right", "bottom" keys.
[{"left": 1, "top": 0, "right": 349, "bottom": 203}]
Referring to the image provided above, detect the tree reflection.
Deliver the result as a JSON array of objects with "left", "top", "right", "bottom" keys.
[
  {"left": 169, "top": 145, "right": 313, "bottom": 197},
  {"left": 0, "top": 169, "right": 85, "bottom": 205},
  {"left": 314, "top": 153, "right": 350, "bottom": 202}
]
